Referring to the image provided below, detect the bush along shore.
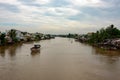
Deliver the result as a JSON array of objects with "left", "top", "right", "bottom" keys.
[
  {"left": 0, "top": 29, "right": 55, "bottom": 46},
  {"left": 75, "top": 24, "right": 120, "bottom": 50}
]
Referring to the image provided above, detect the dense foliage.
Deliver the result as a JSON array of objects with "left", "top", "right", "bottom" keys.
[
  {"left": 0, "top": 33, "right": 6, "bottom": 45},
  {"left": 8, "top": 29, "right": 17, "bottom": 42},
  {"left": 89, "top": 24, "right": 120, "bottom": 43}
]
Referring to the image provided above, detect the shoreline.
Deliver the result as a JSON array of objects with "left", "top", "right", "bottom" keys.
[
  {"left": 0, "top": 38, "right": 54, "bottom": 48},
  {"left": 75, "top": 39, "right": 120, "bottom": 51}
]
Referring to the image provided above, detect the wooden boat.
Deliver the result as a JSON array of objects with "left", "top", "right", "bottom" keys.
[{"left": 31, "top": 45, "right": 41, "bottom": 52}]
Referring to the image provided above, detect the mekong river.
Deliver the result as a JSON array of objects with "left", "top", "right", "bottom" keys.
[{"left": 0, "top": 37, "right": 120, "bottom": 80}]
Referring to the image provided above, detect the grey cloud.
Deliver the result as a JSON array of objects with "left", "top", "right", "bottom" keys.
[{"left": 0, "top": 3, "right": 20, "bottom": 13}]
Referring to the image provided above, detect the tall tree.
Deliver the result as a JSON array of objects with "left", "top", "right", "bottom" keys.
[
  {"left": 9, "top": 29, "right": 17, "bottom": 42},
  {"left": 89, "top": 24, "right": 120, "bottom": 43}
]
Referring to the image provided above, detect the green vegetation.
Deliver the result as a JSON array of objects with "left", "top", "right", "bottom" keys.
[
  {"left": 0, "top": 33, "right": 6, "bottom": 45},
  {"left": 67, "top": 33, "right": 78, "bottom": 38},
  {"left": 74, "top": 24, "right": 120, "bottom": 50},
  {"left": 57, "top": 34, "right": 78, "bottom": 38},
  {"left": 8, "top": 29, "right": 18, "bottom": 42},
  {"left": 0, "top": 29, "right": 54, "bottom": 46},
  {"left": 89, "top": 24, "right": 120, "bottom": 44}
]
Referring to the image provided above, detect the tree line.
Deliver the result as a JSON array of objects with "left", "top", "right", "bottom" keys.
[{"left": 89, "top": 24, "right": 120, "bottom": 44}]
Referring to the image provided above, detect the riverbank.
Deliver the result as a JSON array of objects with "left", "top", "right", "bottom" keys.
[
  {"left": 0, "top": 29, "right": 55, "bottom": 46},
  {"left": 74, "top": 25, "right": 120, "bottom": 51},
  {"left": 0, "top": 38, "right": 55, "bottom": 47},
  {"left": 74, "top": 38, "right": 120, "bottom": 50}
]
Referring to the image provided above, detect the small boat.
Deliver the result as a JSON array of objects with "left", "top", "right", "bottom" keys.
[{"left": 31, "top": 44, "right": 41, "bottom": 52}]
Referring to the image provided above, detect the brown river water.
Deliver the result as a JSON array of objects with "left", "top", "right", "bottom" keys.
[{"left": 0, "top": 37, "right": 120, "bottom": 80}]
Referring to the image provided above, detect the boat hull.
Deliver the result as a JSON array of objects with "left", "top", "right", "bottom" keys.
[{"left": 31, "top": 47, "right": 40, "bottom": 52}]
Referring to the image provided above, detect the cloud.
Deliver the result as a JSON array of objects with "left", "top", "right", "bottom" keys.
[
  {"left": 44, "top": 7, "right": 80, "bottom": 17},
  {"left": 35, "top": 0, "right": 52, "bottom": 4},
  {"left": 67, "top": 0, "right": 108, "bottom": 7},
  {"left": 0, "top": 0, "right": 21, "bottom": 5},
  {"left": 0, "top": 0, "right": 120, "bottom": 34},
  {"left": 0, "top": 3, "right": 20, "bottom": 13},
  {"left": 18, "top": 0, "right": 52, "bottom": 6}
]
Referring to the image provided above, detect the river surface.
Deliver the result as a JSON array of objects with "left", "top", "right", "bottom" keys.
[{"left": 0, "top": 37, "right": 120, "bottom": 80}]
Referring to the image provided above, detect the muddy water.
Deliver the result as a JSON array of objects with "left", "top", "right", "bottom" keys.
[{"left": 0, "top": 37, "right": 120, "bottom": 80}]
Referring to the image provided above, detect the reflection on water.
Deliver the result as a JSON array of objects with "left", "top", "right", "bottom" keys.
[
  {"left": 0, "top": 43, "right": 23, "bottom": 58},
  {"left": 93, "top": 47, "right": 120, "bottom": 57},
  {"left": 0, "top": 37, "right": 120, "bottom": 80},
  {"left": 0, "top": 47, "right": 6, "bottom": 57},
  {"left": 92, "top": 47, "right": 120, "bottom": 65},
  {"left": 31, "top": 50, "right": 41, "bottom": 57}
]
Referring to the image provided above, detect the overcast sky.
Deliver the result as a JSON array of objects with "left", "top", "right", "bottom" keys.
[{"left": 0, "top": 0, "right": 120, "bottom": 34}]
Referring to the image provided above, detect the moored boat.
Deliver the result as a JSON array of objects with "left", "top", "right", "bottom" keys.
[{"left": 31, "top": 44, "right": 41, "bottom": 52}]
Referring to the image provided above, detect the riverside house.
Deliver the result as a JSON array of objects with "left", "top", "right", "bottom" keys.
[
  {"left": 6, "top": 29, "right": 25, "bottom": 42},
  {"left": 15, "top": 29, "right": 24, "bottom": 41}
]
